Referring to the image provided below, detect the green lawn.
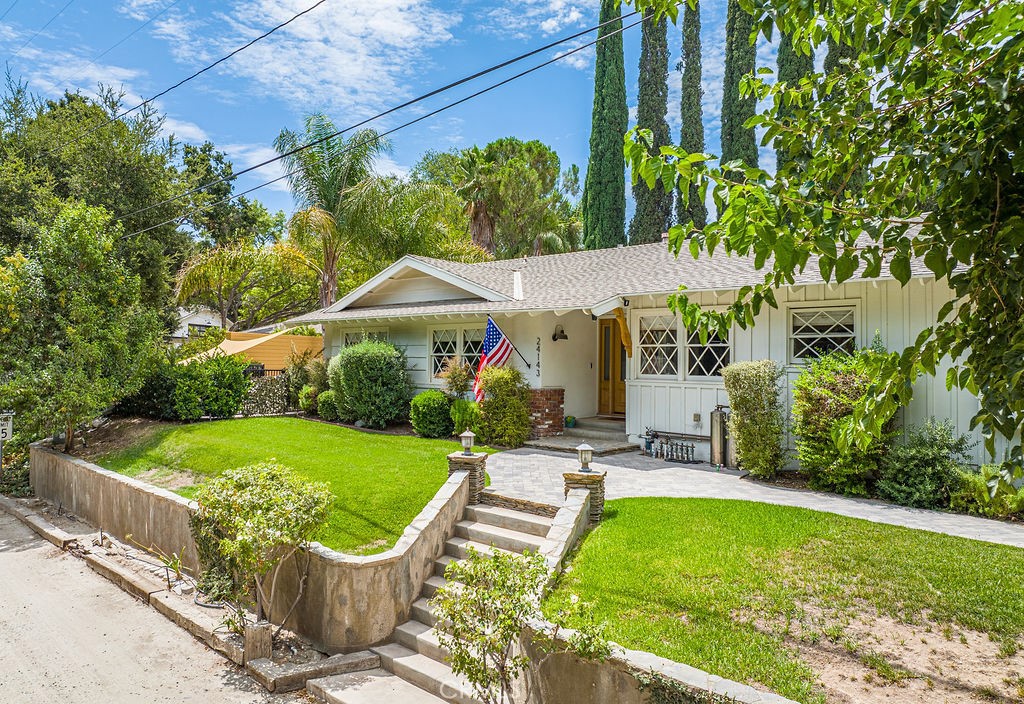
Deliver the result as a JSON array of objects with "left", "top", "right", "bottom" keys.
[
  {"left": 96, "top": 417, "right": 479, "bottom": 555},
  {"left": 545, "top": 497, "right": 1024, "bottom": 703}
]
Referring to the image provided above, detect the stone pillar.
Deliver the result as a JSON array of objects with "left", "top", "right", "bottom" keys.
[
  {"left": 563, "top": 471, "right": 607, "bottom": 524},
  {"left": 244, "top": 621, "right": 272, "bottom": 664},
  {"left": 448, "top": 452, "right": 487, "bottom": 505},
  {"left": 528, "top": 387, "right": 565, "bottom": 439}
]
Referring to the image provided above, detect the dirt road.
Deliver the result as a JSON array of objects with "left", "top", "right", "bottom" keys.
[{"left": 0, "top": 511, "right": 300, "bottom": 704}]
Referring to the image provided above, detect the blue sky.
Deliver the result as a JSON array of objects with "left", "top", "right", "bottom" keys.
[{"left": 0, "top": 0, "right": 777, "bottom": 218}]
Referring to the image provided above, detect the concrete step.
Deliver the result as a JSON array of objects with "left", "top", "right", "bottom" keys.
[
  {"left": 563, "top": 426, "right": 628, "bottom": 441},
  {"left": 394, "top": 619, "right": 449, "bottom": 663},
  {"left": 453, "top": 521, "right": 544, "bottom": 554},
  {"left": 421, "top": 575, "right": 448, "bottom": 598},
  {"left": 444, "top": 536, "right": 518, "bottom": 561},
  {"left": 434, "top": 554, "right": 458, "bottom": 578},
  {"left": 524, "top": 434, "right": 637, "bottom": 456},
  {"left": 464, "top": 505, "right": 552, "bottom": 538},
  {"left": 411, "top": 597, "right": 438, "bottom": 626},
  {"left": 307, "top": 668, "right": 447, "bottom": 704},
  {"left": 373, "top": 643, "right": 479, "bottom": 704}
]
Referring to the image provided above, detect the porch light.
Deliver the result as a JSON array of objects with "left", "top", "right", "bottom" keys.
[
  {"left": 552, "top": 325, "right": 568, "bottom": 342},
  {"left": 460, "top": 429, "right": 476, "bottom": 456},
  {"left": 576, "top": 443, "right": 594, "bottom": 472}
]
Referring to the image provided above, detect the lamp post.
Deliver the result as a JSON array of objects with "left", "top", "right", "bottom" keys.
[
  {"left": 576, "top": 443, "right": 594, "bottom": 472},
  {"left": 460, "top": 429, "right": 476, "bottom": 456}
]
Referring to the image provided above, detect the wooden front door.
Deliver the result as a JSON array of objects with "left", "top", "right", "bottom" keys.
[{"left": 598, "top": 319, "right": 627, "bottom": 416}]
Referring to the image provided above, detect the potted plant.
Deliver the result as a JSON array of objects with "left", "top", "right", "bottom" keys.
[{"left": 564, "top": 415, "right": 577, "bottom": 428}]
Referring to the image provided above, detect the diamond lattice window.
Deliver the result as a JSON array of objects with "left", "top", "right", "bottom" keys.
[
  {"left": 686, "top": 330, "right": 730, "bottom": 377},
  {"left": 431, "top": 329, "right": 458, "bottom": 376},
  {"left": 790, "top": 308, "right": 856, "bottom": 360},
  {"left": 638, "top": 316, "right": 679, "bottom": 376},
  {"left": 462, "top": 328, "right": 485, "bottom": 372}
]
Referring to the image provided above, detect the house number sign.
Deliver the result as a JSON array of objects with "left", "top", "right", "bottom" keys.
[
  {"left": 0, "top": 410, "right": 13, "bottom": 476},
  {"left": 535, "top": 337, "right": 541, "bottom": 378}
]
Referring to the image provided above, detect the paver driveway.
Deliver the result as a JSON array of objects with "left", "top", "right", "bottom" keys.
[{"left": 487, "top": 448, "right": 1024, "bottom": 548}]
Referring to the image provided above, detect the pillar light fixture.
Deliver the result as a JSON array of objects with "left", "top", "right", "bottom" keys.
[
  {"left": 460, "top": 429, "right": 476, "bottom": 456},
  {"left": 576, "top": 443, "right": 594, "bottom": 472}
]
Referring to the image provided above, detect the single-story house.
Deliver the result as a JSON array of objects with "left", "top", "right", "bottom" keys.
[
  {"left": 184, "top": 329, "right": 322, "bottom": 372},
  {"left": 169, "top": 306, "right": 225, "bottom": 345},
  {"left": 289, "top": 238, "right": 999, "bottom": 465}
]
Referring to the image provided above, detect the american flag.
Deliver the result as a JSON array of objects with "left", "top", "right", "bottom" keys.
[{"left": 473, "top": 317, "right": 514, "bottom": 402}]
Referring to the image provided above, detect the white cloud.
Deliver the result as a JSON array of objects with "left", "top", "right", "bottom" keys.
[
  {"left": 552, "top": 36, "right": 594, "bottom": 71},
  {"left": 117, "top": 1, "right": 166, "bottom": 21},
  {"left": 374, "top": 154, "right": 410, "bottom": 179},
  {"left": 162, "top": 116, "right": 210, "bottom": 143},
  {"left": 485, "top": 0, "right": 587, "bottom": 39}
]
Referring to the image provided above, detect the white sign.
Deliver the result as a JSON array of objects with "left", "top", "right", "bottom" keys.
[{"left": 0, "top": 414, "right": 12, "bottom": 442}]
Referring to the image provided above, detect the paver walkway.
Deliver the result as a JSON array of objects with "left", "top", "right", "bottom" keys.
[{"left": 487, "top": 448, "right": 1024, "bottom": 548}]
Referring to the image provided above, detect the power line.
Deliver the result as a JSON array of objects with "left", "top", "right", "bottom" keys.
[
  {"left": 122, "top": 13, "right": 648, "bottom": 240},
  {"left": 0, "top": 1, "right": 19, "bottom": 23},
  {"left": 119, "top": 9, "right": 642, "bottom": 225},
  {"left": 46, "top": 0, "right": 332, "bottom": 157},
  {"left": 64, "top": 0, "right": 184, "bottom": 91},
  {"left": 9, "top": 0, "right": 76, "bottom": 60}
]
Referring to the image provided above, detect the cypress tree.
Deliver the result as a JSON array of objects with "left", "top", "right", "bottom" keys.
[
  {"left": 583, "top": 0, "right": 627, "bottom": 250},
  {"left": 677, "top": 0, "right": 707, "bottom": 229},
  {"left": 775, "top": 32, "right": 814, "bottom": 172},
  {"left": 628, "top": 11, "right": 672, "bottom": 245},
  {"left": 721, "top": 0, "right": 758, "bottom": 172}
]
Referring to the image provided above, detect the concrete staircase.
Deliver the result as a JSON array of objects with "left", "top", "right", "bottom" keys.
[
  {"left": 526, "top": 416, "right": 635, "bottom": 455},
  {"left": 308, "top": 503, "right": 553, "bottom": 704}
]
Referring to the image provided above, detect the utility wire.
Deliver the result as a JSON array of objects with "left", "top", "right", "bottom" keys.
[
  {"left": 63, "top": 0, "right": 184, "bottom": 91},
  {"left": 8, "top": 0, "right": 75, "bottom": 60},
  {"left": 119, "top": 9, "right": 642, "bottom": 226},
  {"left": 46, "top": 0, "right": 332, "bottom": 157},
  {"left": 0, "top": 1, "right": 19, "bottom": 23},
  {"left": 122, "top": 13, "right": 648, "bottom": 240}
]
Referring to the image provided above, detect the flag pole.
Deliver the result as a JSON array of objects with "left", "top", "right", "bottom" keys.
[{"left": 490, "top": 315, "right": 531, "bottom": 369}]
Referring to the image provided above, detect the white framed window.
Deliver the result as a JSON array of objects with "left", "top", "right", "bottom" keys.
[
  {"left": 638, "top": 315, "right": 679, "bottom": 377},
  {"left": 686, "top": 330, "right": 731, "bottom": 377},
  {"left": 343, "top": 328, "right": 389, "bottom": 347},
  {"left": 430, "top": 325, "right": 486, "bottom": 378},
  {"left": 790, "top": 307, "right": 857, "bottom": 361}
]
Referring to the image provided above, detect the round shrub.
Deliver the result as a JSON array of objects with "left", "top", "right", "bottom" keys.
[
  {"left": 331, "top": 341, "right": 410, "bottom": 429},
  {"left": 451, "top": 399, "right": 482, "bottom": 435},
  {"left": 876, "top": 420, "right": 972, "bottom": 509},
  {"left": 478, "top": 366, "right": 531, "bottom": 448},
  {"left": 298, "top": 385, "right": 318, "bottom": 414},
  {"left": 172, "top": 362, "right": 207, "bottom": 421},
  {"left": 410, "top": 390, "right": 454, "bottom": 438},
  {"left": 721, "top": 360, "right": 786, "bottom": 478},
  {"left": 791, "top": 350, "right": 890, "bottom": 496},
  {"left": 317, "top": 389, "right": 339, "bottom": 422},
  {"left": 201, "top": 355, "right": 250, "bottom": 418}
]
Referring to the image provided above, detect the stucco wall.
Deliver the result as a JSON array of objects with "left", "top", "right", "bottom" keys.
[{"left": 29, "top": 443, "right": 470, "bottom": 653}]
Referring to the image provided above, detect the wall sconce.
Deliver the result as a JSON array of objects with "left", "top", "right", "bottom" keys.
[
  {"left": 623, "top": 298, "right": 630, "bottom": 307},
  {"left": 552, "top": 325, "right": 568, "bottom": 342}
]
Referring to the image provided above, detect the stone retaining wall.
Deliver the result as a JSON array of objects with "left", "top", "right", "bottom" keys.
[
  {"left": 528, "top": 387, "right": 565, "bottom": 439},
  {"left": 29, "top": 443, "right": 470, "bottom": 653},
  {"left": 480, "top": 491, "right": 559, "bottom": 518}
]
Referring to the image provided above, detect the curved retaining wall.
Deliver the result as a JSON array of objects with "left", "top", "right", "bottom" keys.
[{"left": 29, "top": 443, "right": 470, "bottom": 653}]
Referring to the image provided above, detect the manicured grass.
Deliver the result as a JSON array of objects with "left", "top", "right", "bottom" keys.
[
  {"left": 545, "top": 498, "right": 1024, "bottom": 703},
  {"left": 96, "top": 417, "right": 481, "bottom": 555}
]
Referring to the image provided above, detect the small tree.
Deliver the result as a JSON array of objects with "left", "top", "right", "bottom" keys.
[
  {"left": 439, "top": 356, "right": 473, "bottom": 399},
  {"left": 190, "top": 463, "right": 332, "bottom": 635},
  {"left": 721, "top": 360, "right": 786, "bottom": 478},
  {"left": 431, "top": 548, "right": 609, "bottom": 704}
]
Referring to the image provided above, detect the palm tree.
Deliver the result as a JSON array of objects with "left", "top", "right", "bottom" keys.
[
  {"left": 274, "top": 115, "right": 389, "bottom": 307},
  {"left": 454, "top": 147, "right": 498, "bottom": 255}
]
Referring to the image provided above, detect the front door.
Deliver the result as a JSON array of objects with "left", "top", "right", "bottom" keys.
[{"left": 598, "top": 319, "right": 627, "bottom": 416}]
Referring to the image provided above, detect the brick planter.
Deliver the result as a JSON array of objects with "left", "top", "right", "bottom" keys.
[
  {"left": 529, "top": 387, "right": 565, "bottom": 439},
  {"left": 562, "top": 471, "right": 607, "bottom": 524}
]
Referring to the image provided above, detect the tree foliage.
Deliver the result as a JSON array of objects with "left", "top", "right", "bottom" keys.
[
  {"left": 720, "top": 0, "right": 758, "bottom": 171},
  {"left": 626, "top": 0, "right": 1024, "bottom": 479},
  {"left": 0, "top": 201, "right": 161, "bottom": 450},
  {"left": 677, "top": 1, "right": 707, "bottom": 229},
  {"left": 583, "top": 0, "right": 628, "bottom": 250},
  {"left": 775, "top": 32, "right": 814, "bottom": 172},
  {"left": 629, "top": 10, "right": 673, "bottom": 244}
]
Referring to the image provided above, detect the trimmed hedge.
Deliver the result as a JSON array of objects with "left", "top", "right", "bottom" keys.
[
  {"left": 721, "top": 360, "right": 786, "bottom": 478},
  {"left": 478, "top": 366, "right": 531, "bottom": 448},
  {"left": 410, "top": 390, "right": 454, "bottom": 438},
  {"left": 451, "top": 399, "right": 482, "bottom": 435},
  {"left": 329, "top": 341, "right": 410, "bottom": 429},
  {"left": 116, "top": 354, "right": 250, "bottom": 421},
  {"left": 317, "top": 389, "right": 340, "bottom": 422}
]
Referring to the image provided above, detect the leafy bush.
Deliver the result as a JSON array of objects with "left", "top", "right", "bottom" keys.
[
  {"left": 792, "top": 349, "right": 890, "bottom": 496},
  {"left": 317, "top": 389, "right": 339, "bottom": 422},
  {"left": 439, "top": 357, "right": 474, "bottom": 399},
  {"left": 308, "top": 358, "right": 329, "bottom": 394},
  {"left": 721, "top": 360, "right": 786, "bottom": 478},
  {"left": 114, "top": 355, "right": 179, "bottom": 420},
  {"left": 330, "top": 341, "right": 410, "bottom": 429},
  {"left": 410, "top": 390, "right": 454, "bottom": 438},
  {"left": 950, "top": 465, "right": 1024, "bottom": 519},
  {"left": 876, "top": 420, "right": 973, "bottom": 509},
  {"left": 451, "top": 399, "right": 482, "bottom": 435},
  {"left": 284, "top": 349, "right": 315, "bottom": 406},
  {"left": 116, "top": 353, "right": 249, "bottom": 421},
  {"left": 200, "top": 355, "right": 249, "bottom": 418},
  {"left": 478, "top": 366, "right": 531, "bottom": 448},
  {"left": 298, "top": 385, "right": 318, "bottom": 414},
  {"left": 190, "top": 463, "right": 332, "bottom": 627}
]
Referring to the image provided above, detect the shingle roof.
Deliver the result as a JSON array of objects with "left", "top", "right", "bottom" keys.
[{"left": 290, "top": 240, "right": 933, "bottom": 324}]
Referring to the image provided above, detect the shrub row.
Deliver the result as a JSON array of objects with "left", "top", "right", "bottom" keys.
[{"left": 116, "top": 354, "right": 250, "bottom": 421}]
